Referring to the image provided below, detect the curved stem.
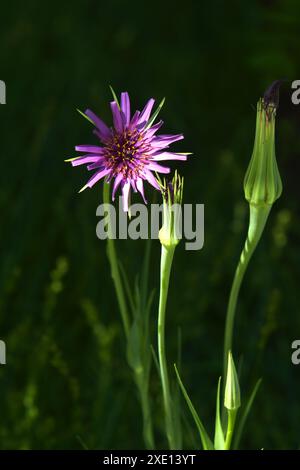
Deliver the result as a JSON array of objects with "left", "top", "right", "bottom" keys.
[
  {"left": 223, "top": 204, "right": 271, "bottom": 379},
  {"left": 158, "top": 245, "right": 176, "bottom": 449},
  {"left": 103, "top": 182, "right": 130, "bottom": 338}
]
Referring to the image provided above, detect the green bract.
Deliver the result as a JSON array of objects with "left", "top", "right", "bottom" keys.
[
  {"left": 244, "top": 98, "right": 282, "bottom": 207},
  {"left": 224, "top": 351, "right": 241, "bottom": 411}
]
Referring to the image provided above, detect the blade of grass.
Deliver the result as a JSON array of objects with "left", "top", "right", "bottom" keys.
[
  {"left": 174, "top": 364, "right": 214, "bottom": 450},
  {"left": 233, "top": 378, "right": 262, "bottom": 449},
  {"left": 214, "top": 377, "right": 225, "bottom": 450}
]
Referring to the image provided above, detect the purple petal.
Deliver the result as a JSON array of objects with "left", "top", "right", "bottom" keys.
[
  {"left": 143, "top": 170, "right": 161, "bottom": 190},
  {"left": 151, "top": 134, "right": 184, "bottom": 147},
  {"left": 75, "top": 145, "right": 105, "bottom": 154},
  {"left": 122, "top": 181, "right": 131, "bottom": 212},
  {"left": 144, "top": 120, "right": 163, "bottom": 139},
  {"left": 136, "top": 178, "right": 147, "bottom": 203},
  {"left": 80, "top": 168, "right": 111, "bottom": 191},
  {"left": 121, "top": 92, "right": 131, "bottom": 127},
  {"left": 131, "top": 179, "right": 137, "bottom": 192},
  {"left": 87, "top": 159, "right": 106, "bottom": 171},
  {"left": 84, "top": 109, "right": 111, "bottom": 141},
  {"left": 129, "top": 110, "right": 140, "bottom": 129},
  {"left": 93, "top": 129, "right": 112, "bottom": 141},
  {"left": 151, "top": 152, "right": 188, "bottom": 161},
  {"left": 148, "top": 163, "right": 170, "bottom": 174},
  {"left": 112, "top": 173, "right": 123, "bottom": 201},
  {"left": 138, "top": 98, "right": 155, "bottom": 125},
  {"left": 71, "top": 155, "right": 103, "bottom": 167},
  {"left": 110, "top": 101, "right": 124, "bottom": 133}
]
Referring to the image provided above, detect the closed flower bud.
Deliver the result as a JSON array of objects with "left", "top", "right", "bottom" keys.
[
  {"left": 224, "top": 351, "right": 241, "bottom": 411},
  {"left": 244, "top": 96, "right": 282, "bottom": 207},
  {"left": 158, "top": 171, "right": 184, "bottom": 249}
]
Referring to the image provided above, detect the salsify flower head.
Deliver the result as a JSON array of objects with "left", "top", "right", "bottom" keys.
[
  {"left": 67, "top": 91, "right": 190, "bottom": 211},
  {"left": 158, "top": 171, "right": 184, "bottom": 249}
]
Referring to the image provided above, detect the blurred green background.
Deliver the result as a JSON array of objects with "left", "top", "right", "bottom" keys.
[{"left": 0, "top": 0, "right": 300, "bottom": 450}]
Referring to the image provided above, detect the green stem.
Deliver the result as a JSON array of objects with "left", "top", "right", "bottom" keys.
[
  {"left": 103, "top": 183, "right": 155, "bottom": 449},
  {"left": 225, "top": 410, "right": 237, "bottom": 450},
  {"left": 158, "top": 245, "right": 177, "bottom": 449},
  {"left": 223, "top": 204, "right": 271, "bottom": 379},
  {"left": 138, "top": 379, "right": 155, "bottom": 449},
  {"left": 103, "top": 182, "right": 130, "bottom": 338}
]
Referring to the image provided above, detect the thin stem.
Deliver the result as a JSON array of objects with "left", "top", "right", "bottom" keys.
[
  {"left": 158, "top": 245, "right": 176, "bottom": 449},
  {"left": 225, "top": 410, "right": 237, "bottom": 450},
  {"left": 223, "top": 204, "right": 271, "bottom": 379},
  {"left": 137, "top": 379, "right": 155, "bottom": 449},
  {"left": 103, "top": 182, "right": 130, "bottom": 338}
]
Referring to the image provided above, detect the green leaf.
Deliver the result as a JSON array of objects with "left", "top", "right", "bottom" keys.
[
  {"left": 109, "top": 85, "right": 120, "bottom": 109},
  {"left": 174, "top": 364, "right": 214, "bottom": 450},
  {"left": 233, "top": 378, "right": 262, "bottom": 449},
  {"left": 126, "top": 318, "right": 143, "bottom": 374},
  {"left": 140, "top": 239, "right": 152, "bottom": 312},
  {"left": 214, "top": 377, "right": 225, "bottom": 450},
  {"left": 172, "top": 377, "right": 183, "bottom": 449},
  {"left": 145, "top": 289, "right": 155, "bottom": 333},
  {"left": 118, "top": 261, "right": 135, "bottom": 314},
  {"left": 76, "top": 108, "right": 95, "bottom": 125},
  {"left": 150, "top": 345, "right": 160, "bottom": 376},
  {"left": 145, "top": 97, "right": 165, "bottom": 130}
]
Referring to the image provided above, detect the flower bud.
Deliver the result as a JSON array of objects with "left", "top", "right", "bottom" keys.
[
  {"left": 224, "top": 351, "right": 241, "bottom": 411},
  {"left": 244, "top": 96, "right": 282, "bottom": 207},
  {"left": 158, "top": 171, "right": 184, "bottom": 249}
]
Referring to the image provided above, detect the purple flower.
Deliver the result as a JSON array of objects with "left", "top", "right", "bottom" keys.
[{"left": 68, "top": 92, "right": 190, "bottom": 211}]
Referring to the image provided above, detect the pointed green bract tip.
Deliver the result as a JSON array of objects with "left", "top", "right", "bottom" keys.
[
  {"left": 78, "top": 184, "right": 88, "bottom": 193},
  {"left": 145, "top": 97, "right": 166, "bottom": 130},
  {"left": 244, "top": 98, "right": 282, "bottom": 207},
  {"left": 76, "top": 108, "right": 95, "bottom": 125},
  {"left": 109, "top": 85, "right": 120, "bottom": 109},
  {"left": 224, "top": 351, "right": 241, "bottom": 411}
]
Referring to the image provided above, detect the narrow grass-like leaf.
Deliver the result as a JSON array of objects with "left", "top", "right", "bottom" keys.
[
  {"left": 174, "top": 365, "right": 214, "bottom": 450},
  {"left": 141, "top": 238, "right": 152, "bottom": 311},
  {"left": 76, "top": 435, "right": 89, "bottom": 450},
  {"left": 150, "top": 345, "right": 160, "bottom": 376},
  {"left": 145, "top": 97, "right": 165, "bottom": 130},
  {"left": 76, "top": 108, "right": 95, "bottom": 125},
  {"left": 145, "top": 289, "right": 155, "bottom": 327},
  {"left": 119, "top": 261, "right": 135, "bottom": 314},
  {"left": 214, "top": 377, "right": 225, "bottom": 450},
  {"left": 233, "top": 378, "right": 262, "bottom": 449}
]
